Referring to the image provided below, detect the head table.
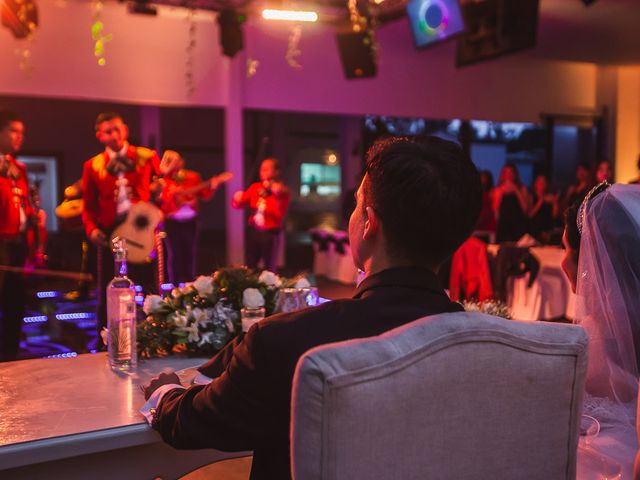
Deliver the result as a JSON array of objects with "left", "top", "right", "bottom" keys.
[
  {"left": 0, "top": 351, "right": 634, "bottom": 479},
  {"left": 0, "top": 353, "right": 248, "bottom": 480}
]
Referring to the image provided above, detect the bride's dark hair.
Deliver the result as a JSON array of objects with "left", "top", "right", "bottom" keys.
[{"left": 563, "top": 182, "right": 610, "bottom": 254}]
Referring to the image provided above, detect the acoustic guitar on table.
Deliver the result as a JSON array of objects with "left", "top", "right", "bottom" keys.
[{"left": 110, "top": 171, "right": 233, "bottom": 264}]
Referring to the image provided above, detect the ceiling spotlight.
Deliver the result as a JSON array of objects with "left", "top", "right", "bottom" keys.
[{"left": 262, "top": 9, "right": 318, "bottom": 22}]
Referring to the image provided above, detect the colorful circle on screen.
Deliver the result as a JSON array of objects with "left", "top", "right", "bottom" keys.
[{"left": 418, "top": 0, "right": 449, "bottom": 35}]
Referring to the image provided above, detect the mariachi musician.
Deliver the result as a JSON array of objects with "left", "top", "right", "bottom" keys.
[
  {"left": 82, "top": 112, "right": 171, "bottom": 346},
  {"left": 24, "top": 180, "right": 47, "bottom": 271},
  {"left": 232, "top": 157, "right": 290, "bottom": 272},
  {"left": 0, "top": 109, "right": 31, "bottom": 361},
  {"left": 158, "top": 153, "right": 228, "bottom": 285}
]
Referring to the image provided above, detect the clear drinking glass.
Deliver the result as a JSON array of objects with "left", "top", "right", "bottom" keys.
[
  {"left": 274, "top": 288, "right": 303, "bottom": 314},
  {"left": 241, "top": 307, "right": 265, "bottom": 332},
  {"left": 299, "top": 287, "right": 319, "bottom": 307},
  {"left": 578, "top": 415, "right": 622, "bottom": 479}
]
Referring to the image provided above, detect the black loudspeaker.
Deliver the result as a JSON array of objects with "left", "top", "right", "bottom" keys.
[
  {"left": 218, "top": 9, "right": 243, "bottom": 58},
  {"left": 336, "top": 29, "right": 377, "bottom": 79},
  {"left": 457, "top": 0, "right": 539, "bottom": 66}
]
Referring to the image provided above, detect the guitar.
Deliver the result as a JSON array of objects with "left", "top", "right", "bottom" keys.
[
  {"left": 110, "top": 202, "right": 164, "bottom": 264},
  {"left": 172, "top": 171, "right": 234, "bottom": 205},
  {"left": 111, "top": 172, "right": 232, "bottom": 264}
]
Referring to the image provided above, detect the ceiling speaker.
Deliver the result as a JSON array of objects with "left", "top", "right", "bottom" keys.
[{"left": 335, "top": 29, "right": 377, "bottom": 79}]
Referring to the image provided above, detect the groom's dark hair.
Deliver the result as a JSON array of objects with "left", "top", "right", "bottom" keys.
[{"left": 362, "top": 135, "right": 481, "bottom": 269}]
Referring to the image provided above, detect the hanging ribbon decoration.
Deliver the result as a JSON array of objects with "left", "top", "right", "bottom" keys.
[
  {"left": 185, "top": 7, "right": 196, "bottom": 96},
  {"left": 1, "top": 0, "right": 38, "bottom": 38},
  {"left": 286, "top": 25, "right": 302, "bottom": 69},
  {"left": 347, "top": 0, "right": 365, "bottom": 32},
  {"left": 1, "top": 0, "right": 39, "bottom": 74},
  {"left": 91, "top": 0, "right": 112, "bottom": 66},
  {"left": 246, "top": 58, "right": 259, "bottom": 78}
]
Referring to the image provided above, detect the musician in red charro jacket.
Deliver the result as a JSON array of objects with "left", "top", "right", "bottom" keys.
[
  {"left": 82, "top": 112, "right": 162, "bottom": 345},
  {"left": 158, "top": 154, "right": 223, "bottom": 285},
  {"left": 0, "top": 110, "right": 31, "bottom": 361},
  {"left": 232, "top": 158, "right": 290, "bottom": 271}
]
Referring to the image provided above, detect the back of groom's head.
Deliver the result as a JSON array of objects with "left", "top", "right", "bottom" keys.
[{"left": 363, "top": 136, "right": 481, "bottom": 269}]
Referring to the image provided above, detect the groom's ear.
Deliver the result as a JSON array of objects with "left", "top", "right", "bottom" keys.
[{"left": 363, "top": 206, "right": 380, "bottom": 240}]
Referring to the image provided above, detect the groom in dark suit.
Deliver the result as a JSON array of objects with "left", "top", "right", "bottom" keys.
[{"left": 144, "top": 136, "right": 482, "bottom": 479}]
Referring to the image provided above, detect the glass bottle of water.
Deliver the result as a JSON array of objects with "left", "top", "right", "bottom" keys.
[{"left": 106, "top": 237, "right": 137, "bottom": 372}]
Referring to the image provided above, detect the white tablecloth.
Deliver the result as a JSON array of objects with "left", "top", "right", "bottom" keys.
[
  {"left": 508, "top": 246, "right": 576, "bottom": 321},
  {"left": 310, "top": 228, "right": 358, "bottom": 284},
  {"left": 577, "top": 426, "right": 637, "bottom": 479},
  {"left": 0, "top": 354, "right": 245, "bottom": 479}
]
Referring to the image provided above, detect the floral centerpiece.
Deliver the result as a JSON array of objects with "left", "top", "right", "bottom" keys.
[
  {"left": 137, "top": 267, "right": 311, "bottom": 359},
  {"left": 462, "top": 299, "right": 512, "bottom": 320}
]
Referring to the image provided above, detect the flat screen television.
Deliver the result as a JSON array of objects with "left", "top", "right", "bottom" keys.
[
  {"left": 406, "top": 0, "right": 466, "bottom": 49},
  {"left": 456, "top": 0, "right": 539, "bottom": 66}
]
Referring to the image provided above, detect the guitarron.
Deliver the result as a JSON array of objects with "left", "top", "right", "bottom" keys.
[{"left": 110, "top": 202, "right": 163, "bottom": 264}]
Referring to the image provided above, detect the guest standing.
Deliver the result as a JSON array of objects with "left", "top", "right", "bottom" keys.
[
  {"left": 595, "top": 159, "right": 614, "bottom": 184},
  {"left": 232, "top": 158, "right": 290, "bottom": 272},
  {"left": 528, "top": 174, "right": 559, "bottom": 242},
  {"left": 475, "top": 170, "right": 496, "bottom": 235},
  {"left": 563, "top": 162, "right": 593, "bottom": 212},
  {"left": 143, "top": 136, "right": 482, "bottom": 480},
  {"left": 493, "top": 163, "right": 530, "bottom": 243},
  {"left": 630, "top": 155, "right": 640, "bottom": 184},
  {"left": 82, "top": 112, "right": 163, "bottom": 344},
  {"left": 0, "top": 110, "right": 31, "bottom": 361}
]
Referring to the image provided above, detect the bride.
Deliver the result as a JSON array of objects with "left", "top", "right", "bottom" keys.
[{"left": 562, "top": 182, "right": 640, "bottom": 475}]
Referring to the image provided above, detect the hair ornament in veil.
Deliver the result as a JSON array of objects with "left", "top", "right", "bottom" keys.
[{"left": 577, "top": 180, "right": 610, "bottom": 235}]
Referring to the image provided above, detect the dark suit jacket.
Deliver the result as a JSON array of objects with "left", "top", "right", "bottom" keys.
[{"left": 152, "top": 266, "right": 463, "bottom": 479}]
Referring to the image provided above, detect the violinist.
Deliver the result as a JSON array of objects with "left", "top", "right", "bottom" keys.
[
  {"left": 232, "top": 157, "right": 290, "bottom": 271},
  {"left": 0, "top": 110, "right": 31, "bottom": 361}
]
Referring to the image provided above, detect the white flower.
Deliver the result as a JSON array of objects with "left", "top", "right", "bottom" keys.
[
  {"left": 193, "top": 276, "right": 214, "bottom": 296},
  {"left": 213, "top": 301, "right": 236, "bottom": 322},
  {"left": 243, "top": 288, "right": 265, "bottom": 309},
  {"left": 198, "top": 332, "right": 214, "bottom": 346},
  {"left": 191, "top": 307, "right": 207, "bottom": 326},
  {"left": 225, "top": 318, "right": 235, "bottom": 333},
  {"left": 199, "top": 308, "right": 216, "bottom": 327},
  {"left": 179, "top": 322, "right": 200, "bottom": 343},
  {"left": 143, "top": 295, "right": 165, "bottom": 315},
  {"left": 100, "top": 327, "right": 109, "bottom": 346},
  {"left": 171, "top": 312, "right": 188, "bottom": 328},
  {"left": 259, "top": 270, "right": 282, "bottom": 288},
  {"left": 294, "top": 277, "right": 311, "bottom": 288}
]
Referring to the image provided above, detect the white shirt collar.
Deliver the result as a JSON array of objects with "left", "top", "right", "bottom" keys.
[{"left": 106, "top": 142, "right": 129, "bottom": 160}]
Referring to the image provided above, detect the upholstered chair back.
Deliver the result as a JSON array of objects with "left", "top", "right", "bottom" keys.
[{"left": 291, "top": 311, "right": 588, "bottom": 480}]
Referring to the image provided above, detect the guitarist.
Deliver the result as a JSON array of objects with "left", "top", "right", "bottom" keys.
[
  {"left": 0, "top": 109, "right": 31, "bottom": 361},
  {"left": 158, "top": 154, "right": 224, "bottom": 284},
  {"left": 82, "top": 112, "right": 168, "bottom": 346}
]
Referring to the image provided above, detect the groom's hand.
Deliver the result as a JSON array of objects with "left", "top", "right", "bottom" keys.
[{"left": 144, "top": 371, "right": 182, "bottom": 400}]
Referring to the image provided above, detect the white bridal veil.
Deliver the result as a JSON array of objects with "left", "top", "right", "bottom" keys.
[{"left": 574, "top": 184, "right": 640, "bottom": 427}]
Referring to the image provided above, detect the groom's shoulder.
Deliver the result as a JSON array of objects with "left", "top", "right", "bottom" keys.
[{"left": 263, "top": 298, "right": 358, "bottom": 329}]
